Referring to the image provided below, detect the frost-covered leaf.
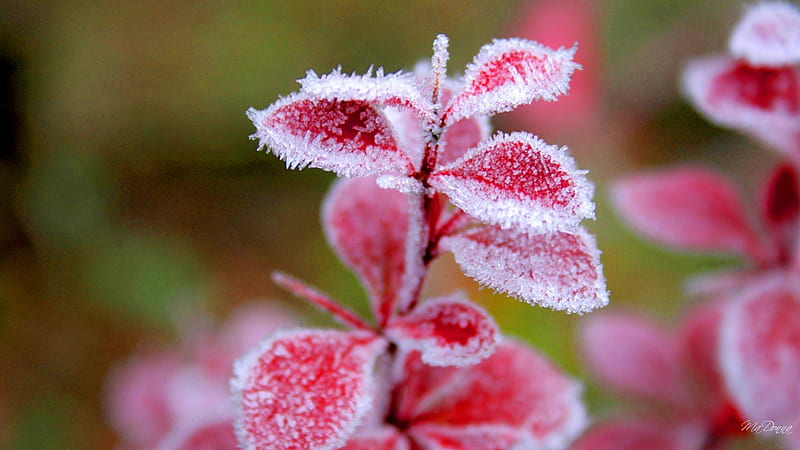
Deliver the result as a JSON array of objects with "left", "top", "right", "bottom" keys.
[
  {"left": 341, "top": 427, "right": 410, "bottom": 450},
  {"left": 299, "top": 67, "right": 432, "bottom": 117},
  {"left": 760, "top": 162, "right": 800, "bottom": 260},
  {"left": 683, "top": 56, "right": 800, "bottom": 148},
  {"left": 385, "top": 293, "right": 499, "bottom": 367},
  {"left": 729, "top": 1, "right": 800, "bottom": 67},
  {"left": 157, "top": 418, "right": 237, "bottom": 450},
  {"left": 612, "top": 167, "right": 772, "bottom": 262},
  {"left": 720, "top": 278, "right": 800, "bottom": 424},
  {"left": 442, "top": 226, "right": 608, "bottom": 314},
  {"left": 398, "top": 341, "right": 587, "bottom": 448},
  {"left": 322, "top": 177, "right": 408, "bottom": 324},
  {"left": 232, "top": 329, "right": 386, "bottom": 450},
  {"left": 430, "top": 132, "right": 594, "bottom": 234},
  {"left": 571, "top": 419, "right": 707, "bottom": 450},
  {"left": 248, "top": 93, "right": 414, "bottom": 177},
  {"left": 408, "top": 423, "right": 520, "bottom": 450},
  {"left": 580, "top": 312, "right": 690, "bottom": 407},
  {"left": 445, "top": 38, "right": 580, "bottom": 123}
]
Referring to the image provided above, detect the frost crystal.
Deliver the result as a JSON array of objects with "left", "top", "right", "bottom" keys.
[
  {"left": 443, "top": 226, "right": 608, "bottom": 314},
  {"left": 445, "top": 38, "right": 580, "bottom": 124},
  {"left": 385, "top": 293, "right": 500, "bottom": 367},
  {"left": 231, "top": 330, "right": 386, "bottom": 450},
  {"left": 430, "top": 132, "right": 594, "bottom": 234}
]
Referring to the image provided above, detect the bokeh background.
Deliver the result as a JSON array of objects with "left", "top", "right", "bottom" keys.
[{"left": 0, "top": 0, "right": 780, "bottom": 448}]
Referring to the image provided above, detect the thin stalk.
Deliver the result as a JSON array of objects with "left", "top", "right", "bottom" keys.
[{"left": 272, "top": 271, "right": 375, "bottom": 332}]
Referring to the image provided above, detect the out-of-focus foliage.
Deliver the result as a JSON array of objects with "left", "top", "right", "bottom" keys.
[{"left": 0, "top": 0, "right": 772, "bottom": 448}]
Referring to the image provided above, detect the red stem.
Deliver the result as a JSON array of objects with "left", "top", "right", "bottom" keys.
[{"left": 272, "top": 271, "right": 376, "bottom": 332}]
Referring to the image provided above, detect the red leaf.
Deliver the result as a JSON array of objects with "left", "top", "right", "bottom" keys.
[
  {"left": 386, "top": 293, "right": 499, "bottom": 367},
  {"left": 729, "top": 1, "right": 800, "bottom": 67},
  {"left": 677, "top": 301, "right": 730, "bottom": 417},
  {"left": 504, "top": 0, "right": 602, "bottom": 136},
  {"left": 248, "top": 93, "right": 414, "bottom": 177},
  {"left": 760, "top": 163, "right": 800, "bottom": 262},
  {"left": 444, "top": 38, "right": 580, "bottom": 123},
  {"left": 439, "top": 114, "right": 490, "bottom": 166},
  {"left": 612, "top": 167, "right": 773, "bottom": 262},
  {"left": 157, "top": 418, "right": 237, "bottom": 450},
  {"left": 298, "top": 68, "right": 432, "bottom": 116},
  {"left": 571, "top": 419, "right": 707, "bottom": 450},
  {"left": 580, "top": 312, "right": 691, "bottom": 408},
  {"left": 322, "top": 177, "right": 408, "bottom": 324},
  {"left": 442, "top": 226, "right": 608, "bottom": 314},
  {"left": 397, "top": 342, "right": 587, "bottom": 448},
  {"left": 720, "top": 277, "right": 800, "bottom": 423},
  {"left": 341, "top": 427, "right": 410, "bottom": 450},
  {"left": 430, "top": 132, "right": 595, "bottom": 235},
  {"left": 683, "top": 57, "right": 800, "bottom": 154},
  {"left": 232, "top": 329, "right": 386, "bottom": 450},
  {"left": 408, "top": 423, "right": 520, "bottom": 450}
]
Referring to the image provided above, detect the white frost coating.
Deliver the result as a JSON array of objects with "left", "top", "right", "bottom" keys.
[
  {"left": 683, "top": 55, "right": 800, "bottom": 132},
  {"left": 515, "top": 381, "right": 588, "bottom": 450},
  {"left": 445, "top": 38, "right": 580, "bottom": 124},
  {"left": 729, "top": 1, "right": 800, "bottom": 67},
  {"left": 430, "top": 132, "right": 595, "bottom": 235},
  {"left": 247, "top": 93, "right": 414, "bottom": 178},
  {"left": 230, "top": 329, "right": 385, "bottom": 450},
  {"left": 383, "top": 107, "right": 425, "bottom": 170},
  {"left": 299, "top": 67, "right": 433, "bottom": 118},
  {"left": 396, "top": 194, "right": 429, "bottom": 313},
  {"left": 385, "top": 292, "right": 500, "bottom": 367},
  {"left": 442, "top": 227, "right": 609, "bottom": 314},
  {"left": 377, "top": 175, "right": 426, "bottom": 194},
  {"left": 431, "top": 34, "right": 450, "bottom": 107}
]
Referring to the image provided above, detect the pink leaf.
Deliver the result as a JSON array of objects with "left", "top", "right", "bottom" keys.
[
  {"left": 398, "top": 342, "right": 587, "bottom": 448},
  {"left": 104, "top": 350, "right": 179, "bottom": 446},
  {"left": 298, "top": 67, "right": 432, "bottom": 117},
  {"left": 760, "top": 162, "right": 800, "bottom": 261},
  {"left": 444, "top": 38, "right": 580, "bottom": 123},
  {"left": 442, "top": 226, "right": 608, "bottom": 314},
  {"left": 247, "top": 93, "right": 414, "bottom": 177},
  {"left": 729, "top": 1, "right": 800, "bottom": 67},
  {"left": 439, "top": 114, "right": 490, "bottom": 166},
  {"left": 571, "top": 419, "right": 707, "bottom": 450},
  {"left": 720, "top": 277, "right": 800, "bottom": 424},
  {"left": 504, "top": 0, "right": 602, "bottom": 136},
  {"left": 231, "top": 329, "right": 386, "bottom": 450},
  {"left": 341, "top": 427, "right": 410, "bottom": 450},
  {"left": 683, "top": 56, "right": 800, "bottom": 146},
  {"left": 676, "top": 301, "right": 730, "bottom": 417},
  {"left": 157, "top": 418, "right": 237, "bottom": 450},
  {"left": 612, "top": 167, "right": 772, "bottom": 262},
  {"left": 408, "top": 423, "right": 520, "bottom": 450},
  {"left": 322, "top": 177, "right": 408, "bottom": 324},
  {"left": 429, "top": 132, "right": 595, "bottom": 234},
  {"left": 385, "top": 293, "right": 500, "bottom": 367},
  {"left": 580, "top": 312, "right": 691, "bottom": 407}
]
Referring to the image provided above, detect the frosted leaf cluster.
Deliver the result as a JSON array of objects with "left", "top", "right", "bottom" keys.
[
  {"left": 249, "top": 34, "right": 607, "bottom": 313},
  {"left": 599, "top": 3, "right": 800, "bottom": 447},
  {"left": 683, "top": 1, "right": 800, "bottom": 159},
  {"left": 233, "top": 34, "right": 606, "bottom": 450}
]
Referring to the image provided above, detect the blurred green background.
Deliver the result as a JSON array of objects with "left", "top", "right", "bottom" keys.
[{"left": 0, "top": 0, "right": 781, "bottom": 448}]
